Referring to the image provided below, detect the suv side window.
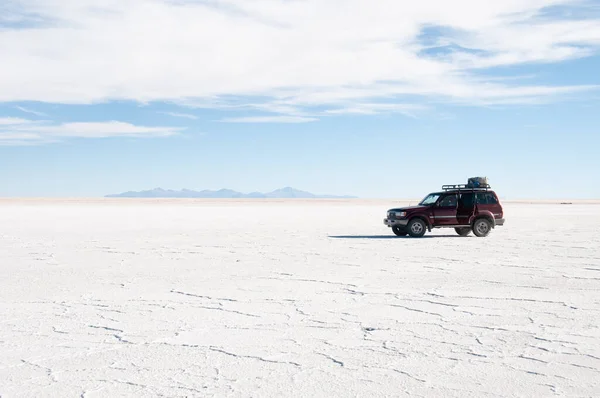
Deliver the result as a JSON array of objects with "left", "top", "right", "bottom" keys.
[
  {"left": 438, "top": 194, "right": 457, "bottom": 207},
  {"left": 476, "top": 192, "right": 498, "bottom": 205}
]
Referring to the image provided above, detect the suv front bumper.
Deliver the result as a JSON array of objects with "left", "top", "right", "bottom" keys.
[{"left": 384, "top": 218, "right": 408, "bottom": 227}]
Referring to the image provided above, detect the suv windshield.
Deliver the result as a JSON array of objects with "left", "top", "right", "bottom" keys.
[{"left": 419, "top": 193, "right": 441, "bottom": 206}]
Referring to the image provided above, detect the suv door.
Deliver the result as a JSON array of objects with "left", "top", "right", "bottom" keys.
[
  {"left": 457, "top": 192, "right": 475, "bottom": 226},
  {"left": 433, "top": 193, "right": 458, "bottom": 226}
]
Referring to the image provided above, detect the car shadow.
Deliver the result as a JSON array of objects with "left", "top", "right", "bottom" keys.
[{"left": 329, "top": 235, "right": 464, "bottom": 240}]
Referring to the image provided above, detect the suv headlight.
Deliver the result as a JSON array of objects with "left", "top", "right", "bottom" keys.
[{"left": 395, "top": 211, "right": 407, "bottom": 218}]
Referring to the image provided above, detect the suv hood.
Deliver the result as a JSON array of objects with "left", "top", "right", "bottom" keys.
[{"left": 388, "top": 205, "right": 428, "bottom": 212}]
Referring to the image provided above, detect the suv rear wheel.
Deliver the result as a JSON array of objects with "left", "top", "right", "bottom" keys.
[
  {"left": 407, "top": 218, "right": 427, "bottom": 238},
  {"left": 455, "top": 227, "right": 471, "bottom": 236},
  {"left": 473, "top": 218, "right": 492, "bottom": 237},
  {"left": 392, "top": 226, "right": 407, "bottom": 236}
]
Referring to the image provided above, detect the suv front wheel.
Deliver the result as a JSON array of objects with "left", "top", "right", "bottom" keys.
[
  {"left": 392, "top": 226, "right": 407, "bottom": 236},
  {"left": 407, "top": 218, "right": 427, "bottom": 238}
]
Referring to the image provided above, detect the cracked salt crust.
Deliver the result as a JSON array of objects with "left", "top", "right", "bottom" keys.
[{"left": 0, "top": 200, "right": 599, "bottom": 397}]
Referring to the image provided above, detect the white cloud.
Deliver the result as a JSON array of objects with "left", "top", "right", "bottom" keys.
[
  {"left": 0, "top": 120, "right": 184, "bottom": 145},
  {"left": 1, "top": 0, "right": 599, "bottom": 114},
  {"left": 219, "top": 116, "right": 317, "bottom": 123}
]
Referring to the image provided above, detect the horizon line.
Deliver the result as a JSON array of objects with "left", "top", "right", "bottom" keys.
[{"left": 1, "top": 197, "right": 598, "bottom": 203}]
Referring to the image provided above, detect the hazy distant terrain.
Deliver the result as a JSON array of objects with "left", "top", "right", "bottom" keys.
[
  {"left": 1, "top": 199, "right": 599, "bottom": 397},
  {"left": 105, "top": 186, "right": 357, "bottom": 199}
]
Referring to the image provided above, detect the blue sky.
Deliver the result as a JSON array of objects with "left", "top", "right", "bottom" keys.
[{"left": 1, "top": 0, "right": 599, "bottom": 199}]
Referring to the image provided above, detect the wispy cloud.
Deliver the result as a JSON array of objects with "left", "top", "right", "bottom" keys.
[
  {"left": 219, "top": 116, "right": 317, "bottom": 123},
  {"left": 159, "top": 111, "right": 198, "bottom": 120},
  {"left": 0, "top": 117, "right": 33, "bottom": 125},
  {"left": 323, "top": 103, "right": 428, "bottom": 117},
  {"left": 0, "top": 119, "right": 184, "bottom": 146},
  {"left": 1, "top": 0, "right": 599, "bottom": 115},
  {"left": 15, "top": 106, "right": 47, "bottom": 117},
  {"left": 30, "top": 121, "right": 183, "bottom": 138}
]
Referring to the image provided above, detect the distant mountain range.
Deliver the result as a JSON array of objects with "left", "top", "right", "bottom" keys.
[{"left": 105, "top": 187, "right": 357, "bottom": 199}]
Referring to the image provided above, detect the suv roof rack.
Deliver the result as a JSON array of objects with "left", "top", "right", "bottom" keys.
[{"left": 442, "top": 184, "right": 491, "bottom": 191}]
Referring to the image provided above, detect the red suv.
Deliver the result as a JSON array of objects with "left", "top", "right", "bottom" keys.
[{"left": 384, "top": 182, "right": 505, "bottom": 238}]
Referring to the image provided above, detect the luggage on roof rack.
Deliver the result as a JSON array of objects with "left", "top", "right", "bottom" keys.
[
  {"left": 441, "top": 177, "right": 491, "bottom": 191},
  {"left": 467, "top": 176, "right": 488, "bottom": 188}
]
